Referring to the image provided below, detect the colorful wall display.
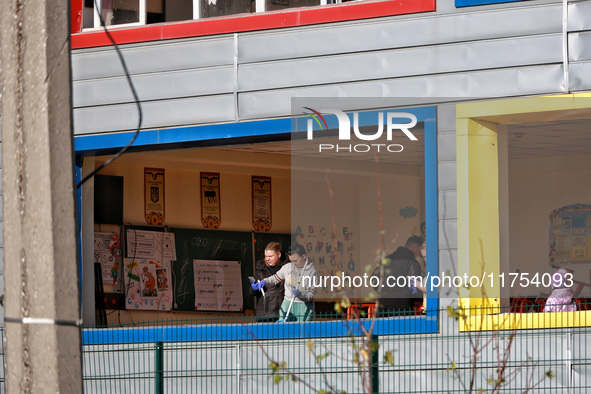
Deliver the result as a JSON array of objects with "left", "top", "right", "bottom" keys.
[
  {"left": 252, "top": 176, "right": 272, "bottom": 231},
  {"left": 144, "top": 167, "right": 165, "bottom": 225},
  {"left": 94, "top": 231, "right": 122, "bottom": 286},
  {"left": 200, "top": 172, "right": 221, "bottom": 229},
  {"left": 549, "top": 204, "right": 591, "bottom": 266},
  {"left": 124, "top": 258, "right": 173, "bottom": 310}
]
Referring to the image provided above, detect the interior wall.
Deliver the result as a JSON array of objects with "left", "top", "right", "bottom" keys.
[
  {"left": 94, "top": 148, "right": 292, "bottom": 232},
  {"left": 291, "top": 156, "right": 425, "bottom": 301},
  {"left": 509, "top": 152, "right": 591, "bottom": 297}
]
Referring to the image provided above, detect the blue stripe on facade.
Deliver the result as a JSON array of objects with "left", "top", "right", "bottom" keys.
[
  {"left": 82, "top": 316, "right": 439, "bottom": 345},
  {"left": 76, "top": 105, "right": 439, "bottom": 343},
  {"left": 455, "top": 0, "right": 522, "bottom": 7}
]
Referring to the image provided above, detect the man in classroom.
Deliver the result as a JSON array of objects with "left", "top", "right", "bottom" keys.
[{"left": 249, "top": 242, "right": 287, "bottom": 322}]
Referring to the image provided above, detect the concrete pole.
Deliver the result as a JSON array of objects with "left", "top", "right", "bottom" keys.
[{"left": 0, "top": 0, "right": 83, "bottom": 391}]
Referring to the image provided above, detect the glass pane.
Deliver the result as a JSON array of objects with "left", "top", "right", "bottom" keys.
[
  {"left": 101, "top": 0, "right": 140, "bottom": 25},
  {"left": 266, "top": 0, "right": 319, "bottom": 12},
  {"left": 200, "top": 0, "right": 252, "bottom": 19}
]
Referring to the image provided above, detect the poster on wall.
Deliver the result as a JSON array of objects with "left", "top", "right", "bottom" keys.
[
  {"left": 193, "top": 260, "right": 243, "bottom": 311},
  {"left": 549, "top": 204, "right": 591, "bottom": 265},
  {"left": 94, "top": 231, "right": 122, "bottom": 286},
  {"left": 200, "top": 172, "right": 221, "bottom": 229},
  {"left": 126, "top": 229, "right": 177, "bottom": 261},
  {"left": 124, "top": 258, "right": 173, "bottom": 310},
  {"left": 252, "top": 176, "right": 272, "bottom": 231},
  {"left": 144, "top": 167, "right": 165, "bottom": 225},
  {"left": 294, "top": 223, "right": 358, "bottom": 301}
]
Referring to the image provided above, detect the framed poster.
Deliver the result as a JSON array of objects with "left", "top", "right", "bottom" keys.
[
  {"left": 124, "top": 258, "right": 173, "bottom": 311},
  {"left": 200, "top": 172, "right": 221, "bottom": 228},
  {"left": 193, "top": 260, "right": 243, "bottom": 311},
  {"left": 144, "top": 168, "right": 165, "bottom": 225},
  {"left": 252, "top": 176, "right": 272, "bottom": 231}
]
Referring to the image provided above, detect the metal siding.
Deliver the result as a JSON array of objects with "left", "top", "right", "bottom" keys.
[
  {"left": 569, "top": 31, "right": 591, "bottom": 62},
  {"left": 237, "top": 65, "right": 564, "bottom": 120},
  {"left": 73, "top": 66, "right": 234, "bottom": 107},
  {"left": 71, "top": 37, "right": 235, "bottom": 81},
  {"left": 73, "top": 94, "right": 235, "bottom": 134},
  {"left": 237, "top": 34, "right": 562, "bottom": 92},
  {"left": 568, "top": 0, "right": 591, "bottom": 32},
  {"left": 568, "top": 61, "right": 591, "bottom": 91},
  {"left": 237, "top": 4, "right": 562, "bottom": 63}
]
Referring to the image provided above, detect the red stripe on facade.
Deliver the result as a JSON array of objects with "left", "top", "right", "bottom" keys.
[{"left": 71, "top": 0, "right": 435, "bottom": 49}]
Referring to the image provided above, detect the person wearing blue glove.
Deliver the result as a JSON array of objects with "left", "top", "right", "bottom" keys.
[
  {"left": 251, "top": 280, "right": 266, "bottom": 291},
  {"left": 249, "top": 242, "right": 286, "bottom": 322},
  {"left": 258, "top": 243, "right": 319, "bottom": 322}
]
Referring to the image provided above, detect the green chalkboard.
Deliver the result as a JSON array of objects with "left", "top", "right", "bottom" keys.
[
  {"left": 124, "top": 225, "right": 254, "bottom": 313},
  {"left": 171, "top": 227, "right": 254, "bottom": 312},
  {"left": 253, "top": 232, "right": 293, "bottom": 263}
]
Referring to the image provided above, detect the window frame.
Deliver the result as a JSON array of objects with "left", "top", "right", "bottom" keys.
[
  {"left": 71, "top": 0, "right": 436, "bottom": 48},
  {"left": 76, "top": 105, "right": 439, "bottom": 340},
  {"left": 456, "top": 94, "right": 591, "bottom": 331}
]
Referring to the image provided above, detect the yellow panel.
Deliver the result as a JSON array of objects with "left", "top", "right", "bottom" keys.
[
  {"left": 459, "top": 310, "right": 591, "bottom": 331},
  {"left": 456, "top": 92, "right": 591, "bottom": 320}
]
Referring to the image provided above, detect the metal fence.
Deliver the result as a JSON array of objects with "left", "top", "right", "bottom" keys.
[{"left": 2, "top": 305, "right": 591, "bottom": 393}]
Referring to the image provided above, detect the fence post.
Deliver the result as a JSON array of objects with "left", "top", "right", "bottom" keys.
[
  {"left": 155, "top": 341, "right": 164, "bottom": 394},
  {"left": 371, "top": 334, "right": 379, "bottom": 394}
]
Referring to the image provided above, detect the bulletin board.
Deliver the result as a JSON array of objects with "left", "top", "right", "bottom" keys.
[
  {"left": 125, "top": 226, "right": 254, "bottom": 312},
  {"left": 549, "top": 204, "right": 591, "bottom": 266}
]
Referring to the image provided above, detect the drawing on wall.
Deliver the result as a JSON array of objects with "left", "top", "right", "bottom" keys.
[
  {"left": 144, "top": 167, "right": 165, "bottom": 225},
  {"left": 399, "top": 206, "right": 418, "bottom": 219},
  {"left": 200, "top": 172, "right": 221, "bottom": 229},
  {"left": 94, "top": 231, "right": 122, "bottom": 286},
  {"left": 252, "top": 176, "right": 272, "bottom": 231},
  {"left": 124, "top": 258, "right": 173, "bottom": 310},
  {"left": 549, "top": 204, "right": 591, "bottom": 266}
]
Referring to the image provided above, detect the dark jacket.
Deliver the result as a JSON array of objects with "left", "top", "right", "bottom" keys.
[
  {"left": 378, "top": 246, "right": 422, "bottom": 312},
  {"left": 249, "top": 259, "right": 285, "bottom": 318}
]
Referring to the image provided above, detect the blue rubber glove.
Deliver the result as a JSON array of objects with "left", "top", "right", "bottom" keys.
[
  {"left": 292, "top": 288, "right": 301, "bottom": 298},
  {"left": 251, "top": 280, "right": 266, "bottom": 291},
  {"left": 410, "top": 280, "right": 417, "bottom": 294}
]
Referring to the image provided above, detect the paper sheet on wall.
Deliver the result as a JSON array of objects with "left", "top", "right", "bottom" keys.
[
  {"left": 193, "top": 260, "right": 243, "bottom": 311},
  {"left": 94, "top": 231, "right": 122, "bottom": 286},
  {"left": 126, "top": 229, "right": 176, "bottom": 261},
  {"left": 124, "top": 258, "right": 173, "bottom": 310}
]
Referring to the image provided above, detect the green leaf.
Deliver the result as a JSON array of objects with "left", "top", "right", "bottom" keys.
[
  {"left": 340, "top": 298, "right": 351, "bottom": 309},
  {"left": 369, "top": 340, "right": 379, "bottom": 353},
  {"left": 273, "top": 375, "right": 283, "bottom": 384},
  {"left": 546, "top": 370, "right": 555, "bottom": 379},
  {"left": 384, "top": 351, "right": 394, "bottom": 366},
  {"left": 269, "top": 362, "right": 279, "bottom": 373},
  {"left": 334, "top": 303, "right": 343, "bottom": 314}
]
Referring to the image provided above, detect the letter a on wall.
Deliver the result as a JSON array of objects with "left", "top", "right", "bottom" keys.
[{"left": 200, "top": 172, "right": 221, "bottom": 228}]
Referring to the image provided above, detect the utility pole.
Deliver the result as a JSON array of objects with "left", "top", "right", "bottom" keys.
[{"left": 1, "top": 0, "right": 83, "bottom": 391}]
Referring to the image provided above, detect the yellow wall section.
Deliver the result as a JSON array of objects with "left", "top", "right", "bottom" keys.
[{"left": 457, "top": 94, "right": 591, "bottom": 330}]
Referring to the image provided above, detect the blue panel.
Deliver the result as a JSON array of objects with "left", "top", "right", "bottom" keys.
[
  {"left": 82, "top": 315, "right": 438, "bottom": 345},
  {"left": 74, "top": 118, "right": 292, "bottom": 154},
  {"left": 455, "top": 0, "right": 524, "bottom": 7}
]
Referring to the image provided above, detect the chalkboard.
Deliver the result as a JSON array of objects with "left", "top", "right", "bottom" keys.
[
  {"left": 123, "top": 226, "right": 295, "bottom": 312},
  {"left": 253, "top": 232, "right": 293, "bottom": 263},
  {"left": 170, "top": 227, "right": 254, "bottom": 312}
]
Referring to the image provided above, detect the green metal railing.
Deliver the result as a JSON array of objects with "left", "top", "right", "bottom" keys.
[{"left": 2, "top": 304, "right": 591, "bottom": 392}]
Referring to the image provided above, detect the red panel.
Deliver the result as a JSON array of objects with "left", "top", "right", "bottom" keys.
[
  {"left": 71, "top": 0, "right": 435, "bottom": 49},
  {"left": 71, "top": 0, "right": 83, "bottom": 34}
]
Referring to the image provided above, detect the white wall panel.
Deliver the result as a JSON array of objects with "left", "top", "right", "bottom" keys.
[
  {"left": 237, "top": 4, "right": 562, "bottom": 63},
  {"left": 568, "top": 0, "right": 591, "bottom": 31},
  {"left": 569, "top": 31, "right": 591, "bottom": 62},
  {"left": 73, "top": 94, "right": 235, "bottom": 134},
  {"left": 72, "top": 36, "right": 235, "bottom": 81},
  {"left": 238, "top": 35, "right": 562, "bottom": 92},
  {"left": 73, "top": 66, "right": 234, "bottom": 107},
  {"left": 237, "top": 65, "right": 564, "bottom": 120},
  {"left": 568, "top": 61, "right": 591, "bottom": 91}
]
